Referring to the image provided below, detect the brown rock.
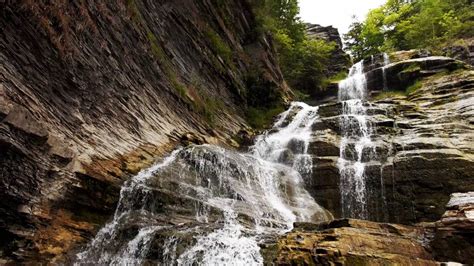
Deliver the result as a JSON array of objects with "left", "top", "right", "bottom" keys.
[{"left": 269, "top": 219, "right": 438, "bottom": 265}]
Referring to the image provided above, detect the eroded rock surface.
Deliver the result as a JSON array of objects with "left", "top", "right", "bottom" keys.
[
  {"left": 431, "top": 192, "right": 474, "bottom": 264},
  {"left": 0, "top": 0, "right": 288, "bottom": 263},
  {"left": 308, "top": 68, "right": 474, "bottom": 223},
  {"left": 306, "top": 24, "right": 350, "bottom": 77},
  {"left": 267, "top": 219, "right": 437, "bottom": 265}
]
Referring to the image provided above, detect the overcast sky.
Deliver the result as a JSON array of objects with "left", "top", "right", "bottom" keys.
[{"left": 298, "top": 0, "right": 386, "bottom": 34}]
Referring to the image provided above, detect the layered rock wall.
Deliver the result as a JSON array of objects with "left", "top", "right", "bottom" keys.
[
  {"left": 0, "top": 0, "right": 288, "bottom": 263},
  {"left": 308, "top": 58, "right": 474, "bottom": 224}
]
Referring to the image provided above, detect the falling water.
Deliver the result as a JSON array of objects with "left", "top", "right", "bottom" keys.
[
  {"left": 337, "top": 61, "right": 375, "bottom": 219},
  {"left": 75, "top": 102, "right": 330, "bottom": 265},
  {"left": 382, "top": 53, "right": 391, "bottom": 90}
]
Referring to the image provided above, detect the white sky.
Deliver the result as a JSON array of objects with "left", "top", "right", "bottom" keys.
[{"left": 298, "top": 0, "right": 386, "bottom": 34}]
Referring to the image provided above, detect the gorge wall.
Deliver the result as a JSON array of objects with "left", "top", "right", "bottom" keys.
[
  {"left": 1, "top": 0, "right": 473, "bottom": 264},
  {"left": 0, "top": 0, "right": 289, "bottom": 263},
  {"left": 308, "top": 54, "right": 473, "bottom": 224}
]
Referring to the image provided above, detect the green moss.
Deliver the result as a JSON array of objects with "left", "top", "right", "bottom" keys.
[
  {"left": 201, "top": 97, "right": 224, "bottom": 125},
  {"left": 126, "top": 0, "right": 142, "bottom": 24},
  {"left": 246, "top": 105, "right": 285, "bottom": 129},
  {"left": 146, "top": 30, "right": 188, "bottom": 97},
  {"left": 372, "top": 91, "right": 406, "bottom": 101},
  {"left": 406, "top": 80, "right": 423, "bottom": 94},
  {"left": 400, "top": 63, "right": 421, "bottom": 74},
  {"left": 327, "top": 71, "right": 348, "bottom": 83},
  {"left": 147, "top": 30, "right": 167, "bottom": 61},
  {"left": 204, "top": 28, "right": 233, "bottom": 66},
  {"left": 292, "top": 89, "right": 310, "bottom": 101}
]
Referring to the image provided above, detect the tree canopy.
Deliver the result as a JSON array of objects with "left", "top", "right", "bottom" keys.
[
  {"left": 252, "top": 0, "right": 336, "bottom": 96},
  {"left": 344, "top": 0, "right": 474, "bottom": 61}
]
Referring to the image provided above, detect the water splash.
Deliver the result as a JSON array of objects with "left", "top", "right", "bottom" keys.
[
  {"left": 337, "top": 60, "right": 376, "bottom": 219},
  {"left": 252, "top": 102, "right": 320, "bottom": 182},
  {"left": 75, "top": 102, "right": 330, "bottom": 265}
]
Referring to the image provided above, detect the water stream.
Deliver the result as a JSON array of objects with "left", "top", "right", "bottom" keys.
[
  {"left": 337, "top": 60, "right": 375, "bottom": 219},
  {"left": 75, "top": 102, "right": 331, "bottom": 265}
]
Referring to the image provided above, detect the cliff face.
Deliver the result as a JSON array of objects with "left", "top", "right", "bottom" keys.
[
  {"left": 309, "top": 58, "right": 473, "bottom": 224},
  {"left": 263, "top": 55, "right": 474, "bottom": 265},
  {"left": 0, "top": 0, "right": 288, "bottom": 263},
  {"left": 306, "top": 24, "right": 351, "bottom": 77},
  {"left": 305, "top": 24, "right": 351, "bottom": 99}
]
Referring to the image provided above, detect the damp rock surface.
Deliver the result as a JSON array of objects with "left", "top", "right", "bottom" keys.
[{"left": 0, "top": 0, "right": 288, "bottom": 263}]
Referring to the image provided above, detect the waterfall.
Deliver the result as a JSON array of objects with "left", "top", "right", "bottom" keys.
[
  {"left": 382, "top": 53, "right": 391, "bottom": 90},
  {"left": 75, "top": 102, "right": 330, "bottom": 265},
  {"left": 337, "top": 61, "right": 375, "bottom": 219}
]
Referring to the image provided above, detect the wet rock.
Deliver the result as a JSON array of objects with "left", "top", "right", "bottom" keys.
[
  {"left": 287, "top": 138, "right": 306, "bottom": 154},
  {"left": 180, "top": 132, "right": 206, "bottom": 146},
  {"left": 365, "top": 55, "right": 467, "bottom": 92},
  {"left": 267, "top": 219, "right": 437, "bottom": 265},
  {"left": 431, "top": 192, "right": 474, "bottom": 264},
  {"left": 0, "top": 0, "right": 288, "bottom": 262},
  {"left": 3, "top": 105, "right": 48, "bottom": 141},
  {"left": 442, "top": 39, "right": 474, "bottom": 66},
  {"left": 307, "top": 69, "right": 474, "bottom": 226}
]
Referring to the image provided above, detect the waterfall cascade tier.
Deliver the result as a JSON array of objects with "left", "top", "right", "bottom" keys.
[
  {"left": 76, "top": 102, "right": 331, "bottom": 265},
  {"left": 337, "top": 61, "right": 376, "bottom": 219}
]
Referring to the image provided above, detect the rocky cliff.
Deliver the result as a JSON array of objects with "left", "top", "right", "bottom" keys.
[
  {"left": 306, "top": 24, "right": 350, "bottom": 78},
  {"left": 0, "top": 0, "right": 288, "bottom": 263},
  {"left": 308, "top": 56, "right": 473, "bottom": 224},
  {"left": 254, "top": 52, "right": 473, "bottom": 264},
  {"left": 1, "top": 0, "right": 473, "bottom": 264}
]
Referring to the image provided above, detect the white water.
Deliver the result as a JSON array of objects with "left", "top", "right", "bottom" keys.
[
  {"left": 382, "top": 53, "right": 391, "bottom": 90},
  {"left": 76, "top": 102, "right": 330, "bottom": 265},
  {"left": 253, "top": 102, "right": 320, "bottom": 182},
  {"left": 337, "top": 60, "right": 375, "bottom": 219}
]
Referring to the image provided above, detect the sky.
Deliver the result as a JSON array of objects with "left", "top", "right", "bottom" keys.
[{"left": 298, "top": 0, "right": 386, "bottom": 34}]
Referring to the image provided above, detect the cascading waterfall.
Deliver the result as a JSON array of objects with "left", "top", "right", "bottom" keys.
[
  {"left": 337, "top": 61, "right": 375, "bottom": 219},
  {"left": 382, "top": 53, "right": 391, "bottom": 90},
  {"left": 75, "top": 102, "right": 330, "bottom": 265}
]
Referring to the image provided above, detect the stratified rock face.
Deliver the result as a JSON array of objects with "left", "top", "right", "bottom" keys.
[
  {"left": 0, "top": 0, "right": 288, "bottom": 263},
  {"left": 366, "top": 55, "right": 464, "bottom": 92},
  {"left": 306, "top": 24, "right": 351, "bottom": 77},
  {"left": 308, "top": 67, "right": 474, "bottom": 224},
  {"left": 442, "top": 38, "right": 474, "bottom": 66},
  {"left": 431, "top": 192, "right": 474, "bottom": 264},
  {"left": 268, "top": 219, "right": 437, "bottom": 265}
]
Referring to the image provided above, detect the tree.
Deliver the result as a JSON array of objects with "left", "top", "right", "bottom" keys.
[
  {"left": 253, "top": 0, "right": 337, "bottom": 96},
  {"left": 343, "top": 19, "right": 366, "bottom": 61},
  {"left": 344, "top": 0, "right": 474, "bottom": 60}
]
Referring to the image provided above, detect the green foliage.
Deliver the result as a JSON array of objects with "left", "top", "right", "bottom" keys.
[
  {"left": 406, "top": 80, "right": 423, "bottom": 94},
  {"left": 252, "top": 0, "right": 336, "bottom": 95},
  {"left": 344, "top": 0, "right": 474, "bottom": 61},
  {"left": 372, "top": 91, "right": 406, "bottom": 101},
  {"left": 252, "top": 0, "right": 306, "bottom": 42},
  {"left": 246, "top": 106, "right": 285, "bottom": 129},
  {"left": 326, "top": 71, "right": 348, "bottom": 83},
  {"left": 277, "top": 38, "right": 336, "bottom": 95}
]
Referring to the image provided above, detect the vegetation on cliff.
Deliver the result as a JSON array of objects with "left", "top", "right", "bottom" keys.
[
  {"left": 344, "top": 0, "right": 474, "bottom": 61},
  {"left": 252, "top": 0, "right": 336, "bottom": 97}
]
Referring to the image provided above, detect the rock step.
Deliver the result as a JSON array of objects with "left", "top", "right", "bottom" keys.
[{"left": 267, "top": 219, "right": 437, "bottom": 265}]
